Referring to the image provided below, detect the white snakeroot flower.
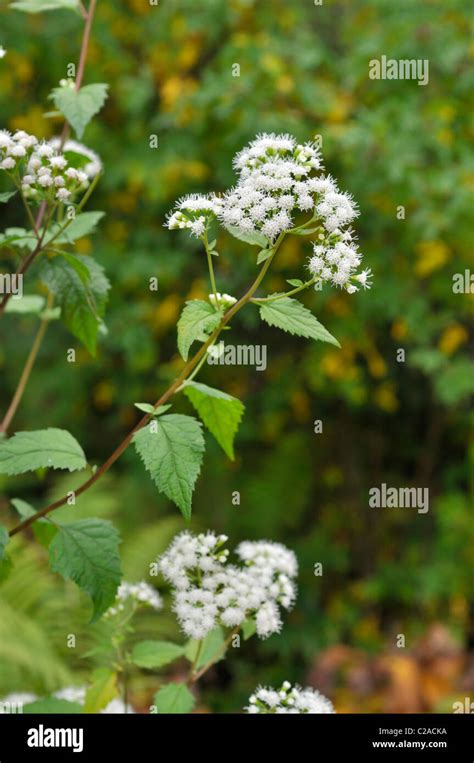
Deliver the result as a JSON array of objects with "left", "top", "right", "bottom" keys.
[
  {"left": 209, "top": 292, "right": 237, "bottom": 309},
  {"left": 244, "top": 683, "right": 335, "bottom": 714},
  {"left": 106, "top": 580, "right": 163, "bottom": 617},
  {"left": 157, "top": 532, "right": 298, "bottom": 641},
  {"left": 308, "top": 233, "right": 372, "bottom": 294},
  {"left": 0, "top": 47, "right": 6, "bottom": 59},
  {"left": 165, "top": 194, "right": 221, "bottom": 238},
  {"left": 165, "top": 132, "right": 371, "bottom": 288},
  {"left": 49, "top": 138, "right": 102, "bottom": 178},
  {"left": 0, "top": 129, "right": 94, "bottom": 204}
]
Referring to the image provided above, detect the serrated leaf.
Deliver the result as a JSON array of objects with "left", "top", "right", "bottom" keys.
[
  {"left": 4, "top": 295, "right": 45, "bottom": 315},
  {"left": 184, "top": 626, "right": 225, "bottom": 670},
  {"left": 11, "top": 498, "right": 57, "bottom": 548},
  {"left": 0, "top": 191, "right": 17, "bottom": 203},
  {"left": 0, "top": 227, "right": 37, "bottom": 251},
  {"left": 286, "top": 279, "right": 304, "bottom": 288},
  {"left": 55, "top": 252, "right": 93, "bottom": 285},
  {"left": 131, "top": 640, "right": 185, "bottom": 669},
  {"left": 256, "top": 248, "right": 272, "bottom": 264},
  {"left": 0, "top": 525, "right": 9, "bottom": 561},
  {"left": 134, "top": 403, "right": 172, "bottom": 416},
  {"left": 133, "top": 415, "right": 205, "bottom": 519},
  {"left": 56, "top": 211, "right": 105, "bottom": 243},
  {"left": 227, "top": 225, "right": 268, "bottom": 247},
  {"left": 259, "top": 296, "right": 340, "bottom": 348},
  {"left": 49, "top": 518, "right": 122, "bottom": 621},
  {"left": 177, "top": 300, "right": 222, "bottom": 361},
  {"left": 84, "top": 668, "right": 118, "bottom": 713},
  {"left": 153, "top": 683, "right": 195, "bottom": 714},
  {"left": 40, "top": 254, "right": 110, "bottom": 354},
  {"left": 0, "top": 428, "right": 86, "bottom": 475},
  {"left": 183, "top": 381, "right": 244, "bottom": 460},
  {"left": 10, "top": 0, "right": 79, "bottom": 12},
  {"left": 23, "top": 698, "right": 83, "bottom": 713},
  {"left": 50, "top": 84, "right": 108, "bottom": 138}
]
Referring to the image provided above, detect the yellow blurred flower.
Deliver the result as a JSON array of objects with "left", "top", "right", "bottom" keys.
[
  {"left": 438, "top": 324, "right": 468, "bottom": 355},
  {"left": 415, "top": 240, "right": 451, "bottom": 277},
  {"left": 93, "top": 380, "right": 116, "bottom": 410},
  {"left": 391, "top": 319, "right": 408, "bottom": 341},
  {"left": 373, "top": 382, "right": 398, "bottom": 412}
]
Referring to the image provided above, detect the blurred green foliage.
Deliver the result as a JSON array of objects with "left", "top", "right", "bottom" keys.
[{"left": 0, "top": 0, "right": 472, "bottom": 712}]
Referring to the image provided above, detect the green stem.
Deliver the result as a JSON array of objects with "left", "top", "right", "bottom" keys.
[
  {"left": 203, "top": 232, "right": 218, "bottom": 303},
  {"left": 189, "top": 626, "right": 241, "bottom": 685},
  {"left": 251, "top": 276, "right": 316, "bottom": 303},
  {"left": 0, "top": 296, "right": 53, "bottom": 434},
  {"left": 9, "top": 236, "right": 284, "bottom": 537}
]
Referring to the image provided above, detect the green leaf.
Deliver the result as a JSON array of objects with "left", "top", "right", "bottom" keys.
[
  {"left": 153, "top": 683, "right": 195, "bottom": 714},
  {"left": 177, "top": 300, "right": 222, "bottom": 361},
  {"left": 259, "top": 296, "right": 341, "bottom": 348},
  {"left": 133, "top": 415, "right": 205, "bottom": 519},
  {"left": 0, "top": 227, "right": 37, "bottom": 251},
  {"left": 0, "top": 557, "right": 13, "bottom": 582},
  {"left": 40, "top": 254, "right": 110, "bottom": 355},
  {"left": 133, "top": 403, "right": 172, "bottom": 416},
  {"left": 10, "top": 0, "right": 79, "bottom": 13},
  {"left": 241, "top": 619, "right": 257, "bottom": 640},
  {"left": 11, "top": 498, "right": 57, "bottom": 548},
  {"left": 131, "top": 640, "right": 185, "bottom": 669},
  {"left": 0, "top": 525, "right": 9, "bottom": 561},
  {"left": 286, "top": 279, "right": 304, "bottom": 287},
  {"left": 256, "top": 248, "right": 272, "bottom": 264},
  {"left": 56, "top": 211, "right": 105, "bottom": 243},
  {"left": 84, "top": 668, "right": 118, "bottom": 713},
  {"left": 0, "top": 191, "right": 17, "bottom": 203},
  {"left": 0, "top": 428, "right": 87, "bottom": 475},
  {"left": 23, "top": 698, "right": 83, "bottom": 714},
  {"left": 183, "top": 381, "right": 244, "bottom": 460},
  {"left": 50, "top": 84, "right": 109, "bottom": 138},
  {"left": 184, "top": 626, "right": 226, "bottom": 670},
  {"left": 49, "top": 518, "right": 122, "bottom": 621},
  {"left": 55, "top": 252, "right": 93, "bottom": 284},
  {"left": 4, "top": 295, "right": 45, "bottom": 315},
  {"left": 227, "top": 225, "right": 268, "bottom": 247}
]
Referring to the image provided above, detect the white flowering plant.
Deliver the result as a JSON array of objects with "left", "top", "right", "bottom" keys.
[
  {"left": 2, "top": 532, "right": 333, "bottom": 714},
  {"left": 0, "top": 0, "right": 371, "bottom": 681}
]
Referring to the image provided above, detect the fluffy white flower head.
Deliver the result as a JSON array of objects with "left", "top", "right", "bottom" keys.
[
  {"left": 245, "top": 683, "right": 335, "bottom": 714},
  {"left": 157, "top": 531, "right": 298, "bottom": 641},
  {"left": 106, "top": 580, "right": 163, "bottom": 617}
]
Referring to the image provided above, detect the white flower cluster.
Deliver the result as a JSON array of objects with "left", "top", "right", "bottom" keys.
[
  {"left": 208, "top": 292, "right": 237, "bottom": 309},
  {"left": 49, "top": 138, "right": 102, "bottom": 179},
  {"left": 165, "top": 194, "right": 222, "bottom": 238},
  {"left": 0, "top": 129, "right": 89, "bottom": 203},
  {"left": 245, "top": 682, "right": 335, "bottom": 714},
  {"left": 106, "top": 580, "right": 163, "bottom": 617},
  {"left": 220, "top": 133, "right": 322, "bottom": 242},
  {"left": 0, "top": 688, "right": 135, "bottom": 714},
  {"left": 309, "top": 232, "right": 372, "bottom": 294},
  {"left": 165, "top": 133, "right": 371, "bottom": 293},
  {"left": 157, "top": 532, "right": 298, "bottom": 640}
]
